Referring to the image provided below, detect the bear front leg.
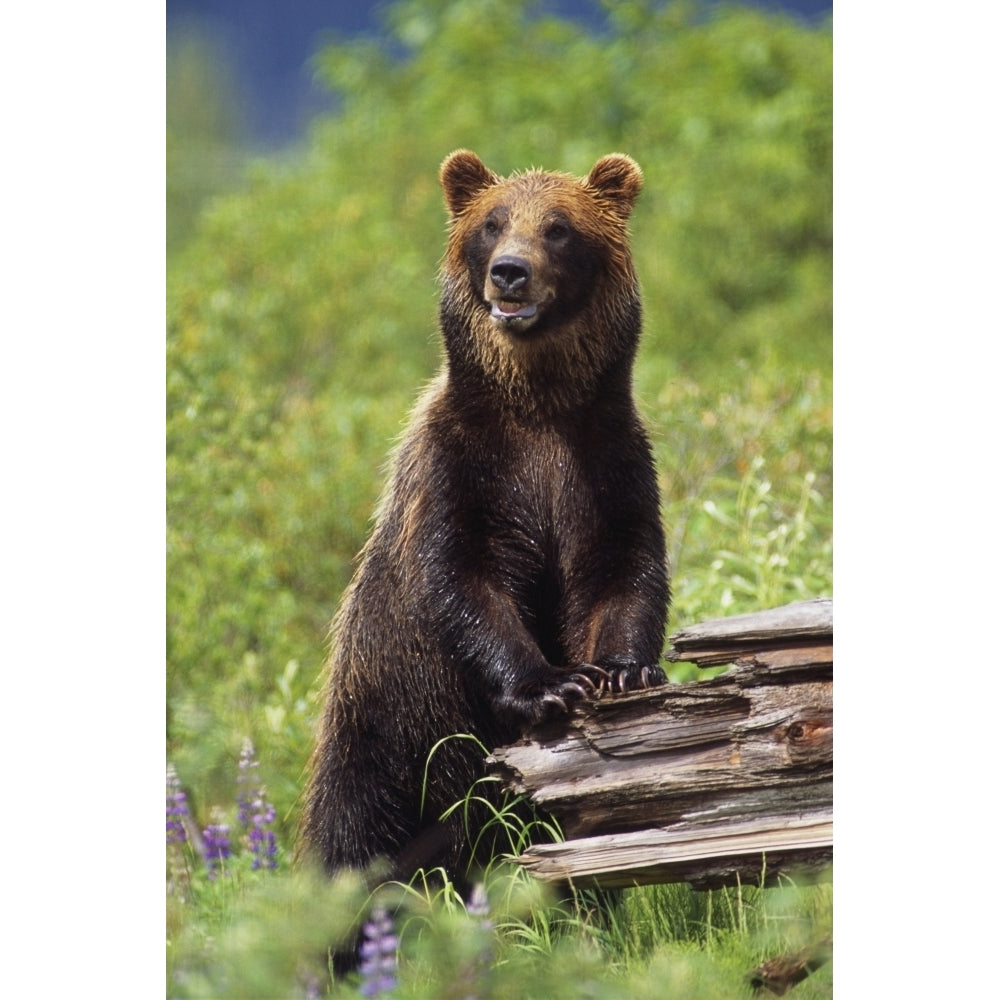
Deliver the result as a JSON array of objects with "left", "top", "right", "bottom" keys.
[
  {"left": 569, "top": 548, "right": 670, "bottom": 697},
  {"left": 462, "top": 610, "right": 614, "bottom": 726},
  {"left": 425, "top": 570, "right": 610, "bottom": 727},
  {"left": 578, "top": 592, "right": 668, "bottom": 696}
]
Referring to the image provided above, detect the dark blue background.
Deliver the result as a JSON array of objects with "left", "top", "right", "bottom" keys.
[{"left": 167, "top": 1, "right": 833, "bottom": 147}]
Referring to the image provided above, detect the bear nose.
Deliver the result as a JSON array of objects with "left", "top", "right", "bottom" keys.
[{"left": 489, "top": 255, "right": 531, "bottom": 295}]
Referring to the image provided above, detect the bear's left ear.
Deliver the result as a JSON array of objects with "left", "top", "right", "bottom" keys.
[
  {"left": 585, "top": 154, "right": 643, "bottom": 218},
  {"left": 440, "top": 150, "right": 499, "bottom": 218}
]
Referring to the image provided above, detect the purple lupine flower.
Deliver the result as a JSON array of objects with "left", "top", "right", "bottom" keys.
[
  {"left": 297, "top": 966, "right": 324, "bottom": 1000},
  {"left": 236, "top": 737, "right": 259, "bottom": 829},
  {"left": 167, "top": 763, "right": 193, "bottom": 899},
  {"left": 246, "top": 792, "right": 278, "bottom": 870},
  {"left": 203, "top": 822, "right": 232, "bottom": 878},
  {"left": 166, "top": 764, "right": 189, "bottom": 845},
  {"left": 237, "top": 737, "right": 279, "bottom": 870},
  {"left": 359, "top": 906, "right": 399, "bottom": 997},
  {"left": 466, "top": 883, "right": 492, "bottom": 928},
  {"left": 458, "top": 883, "right": 494, "bottom": 1000}
]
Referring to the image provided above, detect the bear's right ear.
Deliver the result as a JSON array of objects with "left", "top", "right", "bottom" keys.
[{"left": 440, "top": 150, "right": 499, "bottom": 218}]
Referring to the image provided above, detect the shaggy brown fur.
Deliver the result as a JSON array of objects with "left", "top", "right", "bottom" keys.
[{"left": 299, "top": 150, "right": 670, "bottom": 883}]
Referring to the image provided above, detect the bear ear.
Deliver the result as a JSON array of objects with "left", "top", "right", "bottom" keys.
[
  {"left": 440, "top": 150, "right": 499, "bottom": 218},
  {"left": 586, "top": 154, "right": 643, "bottom": 218}
]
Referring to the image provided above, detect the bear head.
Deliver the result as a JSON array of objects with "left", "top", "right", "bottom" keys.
[{"left": 437, "top": 150, "right": 645, "bottom": 413}]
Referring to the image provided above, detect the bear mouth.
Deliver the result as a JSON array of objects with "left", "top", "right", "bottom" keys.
[{"left": 490, "top": 299, "right": 540, "bottom": 325}]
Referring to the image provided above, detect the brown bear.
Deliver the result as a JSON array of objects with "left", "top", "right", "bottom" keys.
[{"left": 299, "top": 150, "right": 670, "bottom": 884}]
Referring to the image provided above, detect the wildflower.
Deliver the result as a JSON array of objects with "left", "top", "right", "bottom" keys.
[
  {"left": 236, "top": 737, "right": 259, "bottom": 829},
  {"left": 297, "top": 965, "right": 324, "bottom": 1000},
  {"left": 247, "top": 795, "right": 278, "bottom": 870},
  {"left": 466, "top": 883, "right": 492, "bottom": 928},
  {"left": 203, "top": 820, "right": 231, "bottom": 878},
  {"left": 166, "top": 764, "right": 189, "bottom": 845},
  {"left": 459, "top": 884, "right": 494, "bottom": 1000},
  {"left": 359, "top": 906, "right": 399, "bottom": 997},
  {"left": 166, "top": 763, "right": 192, "bottom": 899},
  {"left": 237, "top": 737, "right": 279, "bottom": 870}
]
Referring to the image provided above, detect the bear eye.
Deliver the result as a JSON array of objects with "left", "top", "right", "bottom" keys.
[
  {"left": 545, "top": 220, "right": 570, "bottom": 242},
  {"left": 483, "top": 218, "right": 501, "bottom": 238}
]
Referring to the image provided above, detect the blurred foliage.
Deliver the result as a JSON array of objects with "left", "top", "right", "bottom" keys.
[
  {"left": 167, "top": 0, "right": 831, "bottom": 865},
  {"left": 167, "top": 850, "right": 832, "bottom": 998},
  {"left": 167, "top": 23, "right": 252, "bottom": 253}
]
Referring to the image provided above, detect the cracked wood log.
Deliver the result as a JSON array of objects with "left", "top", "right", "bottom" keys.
[{"left": 489, "top": 599, "right": 832, "bottom": 890}]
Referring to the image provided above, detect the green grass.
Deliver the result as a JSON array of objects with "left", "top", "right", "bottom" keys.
[
  {"left": 168, "top": 742, "right": 833, "bottom": 998},
  {"left": 167, "top": 779, "right": 832, "bottom": 998}
]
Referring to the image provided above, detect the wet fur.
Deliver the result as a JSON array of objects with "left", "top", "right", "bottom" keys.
[{"left": 299, "top": 151, "right": 670, "bottom": 882}]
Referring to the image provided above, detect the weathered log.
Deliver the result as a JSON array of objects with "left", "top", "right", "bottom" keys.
[
  {"left": 509, "top": 814, "right": 833, "bottom": 890},
  {"left": 489, "top": 600, "right": 833, "bottom": 889},
  {"left": 667, "top": 598, "right": 832, "bottom": 666}
]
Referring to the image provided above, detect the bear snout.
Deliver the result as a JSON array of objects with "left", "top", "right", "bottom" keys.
[{"left": 489, "top": 255, "right": 532, "bottom": 295}]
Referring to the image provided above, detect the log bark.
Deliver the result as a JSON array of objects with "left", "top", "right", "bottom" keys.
[
  {"left": 510, "top": 815, "right": 833, "bottom": 890},
  {"left": 667, "top": 598, "right": 831, "bottom": 651},
  {"left": 490, "top": 600, "right": 833, "bottom": 889},
  {"left": 666, "top": 598, "right": 832, "bottom": 667}
]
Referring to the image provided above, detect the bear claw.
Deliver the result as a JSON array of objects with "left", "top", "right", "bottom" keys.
[
  {"left": 598, "top": 662, "right": 667, "bottom": 695},
  {"left": 540, "top": 680, "right": 590, "bottom": 715}
]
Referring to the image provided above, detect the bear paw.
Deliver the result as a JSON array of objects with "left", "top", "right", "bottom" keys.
[
  {"left": 501, "top": 664, "right": 611, "bottom": 723},
  {"left": 537, "top": 664, "right": 612, "bottom": 715}
]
